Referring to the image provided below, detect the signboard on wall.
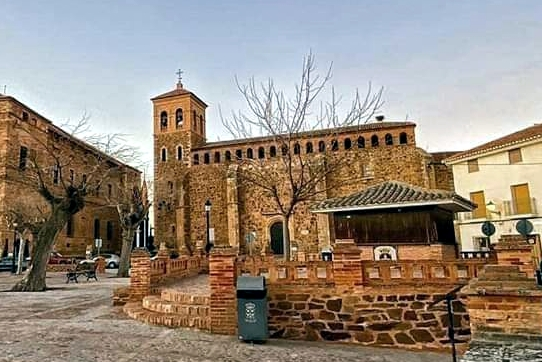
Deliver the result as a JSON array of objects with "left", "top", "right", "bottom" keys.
[{"left": 373, "top": 246, "right": 397, "bottom": 261}]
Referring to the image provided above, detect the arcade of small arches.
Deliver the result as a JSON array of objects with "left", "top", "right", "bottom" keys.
[
  {"left": 159, "top": 132, "right": 409, "bottom": 165},
  {"left": 159, "top": 109, "right": 205, "bottom": 134}
]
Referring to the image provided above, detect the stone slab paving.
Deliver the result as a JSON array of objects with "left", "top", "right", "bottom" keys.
[{"left": 1, "top": 271, "right": 450, "bottom": 362}]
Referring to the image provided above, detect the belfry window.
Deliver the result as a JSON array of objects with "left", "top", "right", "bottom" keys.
[
  {"left": 331, "top": 139, "right": 339, "bottom": 151},
  {"left": 258, "top": 147, "right": 265, "bottom": 159},
  {"left": 193, "top": 154, "right": 199, "bottom": 165},
  {"left": 306, "top": 142, "right": 313, "bottom": 154},
  {"left": 204, "top": 153, "right": 210, "bottom": 164},
  {"left": 357, "top": 136, "right": 365, "bottom": 148},
  {"left": 175, "top": 109, "right": 183, "bottom": 128},
  {"left": 177, "top": 146, "right": 183, "bottom": 160},
  {"left": 247, "top": 148, "right": 253, "bottom": 159},
  {"left": 344, "top": 138, "right": 352, "bottom": 150},
  {"left": 399, "top": 132, "right": 408, "bottom": 145},
  {"left": 269, "top": 146, "right": 277, "bottom": 157},
  {"left": 225, "top": 150, "right": 232, "bottom": 161},
  {"left": 160, "top": 111, "right": 168, "bottom": 131},
  {"left": 214, "top": 151, "right": 221, "bottom": 163},
  {"left": 235, "top": 149, "right": 242, "bottom": 160}
]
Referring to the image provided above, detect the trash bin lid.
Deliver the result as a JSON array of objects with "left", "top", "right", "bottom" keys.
[{"left": 237, "top": 275, "right": 266, "bottom": 291}]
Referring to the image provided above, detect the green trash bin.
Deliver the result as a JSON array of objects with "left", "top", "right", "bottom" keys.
[{"left": 237, "top": 275, "right": 268, "bottom": 342}]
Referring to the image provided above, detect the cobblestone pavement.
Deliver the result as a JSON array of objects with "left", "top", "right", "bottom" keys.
[
  {"left": 460, "top": 341, "right": 542, "bottom": 362},
  {"left": 0, "top": 272, "right": 449, "bottom": 362}
]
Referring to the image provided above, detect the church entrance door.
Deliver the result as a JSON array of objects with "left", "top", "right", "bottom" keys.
[{"left": 270, "top": 222, "right": 284, "bottom": 255}]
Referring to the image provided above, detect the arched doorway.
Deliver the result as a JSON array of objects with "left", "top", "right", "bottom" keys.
[{"left": 270, "top": 221, "right": 284, "bottom": 255}]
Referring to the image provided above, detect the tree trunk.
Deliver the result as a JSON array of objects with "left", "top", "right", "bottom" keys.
[
  {"left": 12, "top": 211, "right": 66, "bottom": 291},
  {"left": 282, "top": 214, "right": 291, "bottom": 261},
  {"left": 117, "top": 228, "right": 134, "bottom": 278},
  {"left": 16, "top": 237, "right": 25, "bottom": 275}
]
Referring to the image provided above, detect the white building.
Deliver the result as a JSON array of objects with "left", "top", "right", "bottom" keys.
[{"left": 445, "top": 124, "right": 542, "bottom": 253}]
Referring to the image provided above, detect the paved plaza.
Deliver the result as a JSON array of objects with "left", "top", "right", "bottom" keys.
[{"left": 0, "top": 272, "right": 453, "bottom": 362}]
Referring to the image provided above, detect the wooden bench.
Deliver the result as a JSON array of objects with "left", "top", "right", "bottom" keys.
[{"left": 66, "top": 262, "right": 98, "bottom": 283}]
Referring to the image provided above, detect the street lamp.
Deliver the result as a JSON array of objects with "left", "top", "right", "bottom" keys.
[
  {"left": 204, "top": 199, "right": 213, "bottom": 254},
  {"left": 11, "top": 222, "right": 17, "bottom": 274}
]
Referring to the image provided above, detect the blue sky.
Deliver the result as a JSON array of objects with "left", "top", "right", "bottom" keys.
[{"left": 1, "top": 0, "right": 542, "bottom": 169}]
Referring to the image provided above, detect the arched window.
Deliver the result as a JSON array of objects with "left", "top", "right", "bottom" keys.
[
  {"left": 66, "top": 216, "right": 74, "bottom": 237},
  {"left": 160, "top": 111, "right": 168, "bottom": 131},
  {"left": 281, "top": 145, "right": 288, "bottom": 156},
  {"left": 94, "top": 219, "right": 100, "bottom": 239},
  {"left": 193, "top": 154, "right": 199, "bottom": 165},
  {"left": 192, "top": 111, "right": 197, "bottom": 130},
  {"left": 270, "top": 146, "right": 277, "bottom": 157},
  {"left": 235, "top": 149, "right": 242, "bottom": 160},
  {"left": 318, "top": 140, "right": 326, "bottom": 152},
  {"left": 399, "top": 132, "right": 408, "bottom": 145},
  {"left": 175, "top": 108, "right": 183, "bottom": 128},
  {"left": 247, "top": 148, "right": 253, "bottom": 159},
  {"left": 214, "top": 151, "right": 221, "bottom": 163},
  {"left": 106, "top": 221, "right": 113, "bottom": 241},
  {"left": 258, "top": 147, "right": 265, "bottom": 159},
  {"left": 371, "top": 135, "right": 379, "bottom": 147},
  {"left": 344, "top": 138, "right": 352, "bottom": 150},
  {"left": 161, "top": 148, "right": 167, "bottom": 162},
  {"left": 204, "top": 153, "right": 210, "bottom": 164},
  {"left": 385, "top": 133, "right": 393, "bottom": 146},
  {"left": 177, "top": 146, "right": 183, "bottom": 160},
  {"left": 306, "top": 142, "right": 313, "bottom": 154},
  {"left": 199, "top": 115, "right": 204, "bottom": 134},
  {"left": 293, "top": 143, "right": 301, "bottom": 155},
  {"left": 331, "top": 139, "right": 339, "bottom": 151},
  {"left": 357, "top": 136, "right": 365, "bottom": 148},
  {"left": 225, "top": 150, "right": 232, "bottom": 161}
]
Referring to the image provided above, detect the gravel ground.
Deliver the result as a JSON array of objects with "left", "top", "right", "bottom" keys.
[{"left": 0, "top": 271, "right": 450, "bottom": 362}]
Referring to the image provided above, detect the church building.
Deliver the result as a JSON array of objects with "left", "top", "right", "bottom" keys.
[{"left": 153, "top": 78, "right": 459, "bottom": 260}]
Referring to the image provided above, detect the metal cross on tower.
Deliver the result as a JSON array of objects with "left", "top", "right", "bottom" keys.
[{"left": 176, "top": 69, "right": 184, "bottom": 82}]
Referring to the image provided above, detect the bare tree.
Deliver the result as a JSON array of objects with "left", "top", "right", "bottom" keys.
[
  {"left": 221, "top": 52, "right": 383, "bottom": 260},
  {"left": 5, "top": 204, "right": 46, "bottom": 274},
  {"left": 10, "top": 116, "right": 137, "bottom": 291},
  {"left": 110, "top": 181, "right": 151, "bottom": 277}
]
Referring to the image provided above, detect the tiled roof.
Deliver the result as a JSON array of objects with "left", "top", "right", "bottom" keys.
[
  {"left": 151, "top": 84, "right": 208, "bottom": 106},
  {"left": 430, "top": 151, "right": 461, "bottom": 163},
  {"left": 192, "top": 122, "right": 416, "bottom": 150},
  {"left": 445, "top": 123, "right": 542, "bottom": 163},
  {"left": 312, "top": 181, "right": 475, "bottom": 212}
]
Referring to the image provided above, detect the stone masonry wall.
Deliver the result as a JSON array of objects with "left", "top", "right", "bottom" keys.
[
  {"left": 0, "top": 96, "right": 140, "bottom": 257},
  {"left": 462, "top": 265, "right": 542, "bottom": 341},
  {"left": 266, "top": 285, "right": 469, "bottom": 350}
]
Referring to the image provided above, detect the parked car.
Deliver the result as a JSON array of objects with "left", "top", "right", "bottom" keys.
[
  {"left": 0, "top": 256, "right": 28, "bottom": 272},
  {"left": 48, "top": 251, "right": 73, "bottom": 264},
  {"left": 91, "top": 253, "right": 120, "bottom": 269}
]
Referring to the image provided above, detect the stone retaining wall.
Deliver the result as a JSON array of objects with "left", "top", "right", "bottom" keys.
[{"left": 265, "top": 285, "right": 469, "bottom": 350}]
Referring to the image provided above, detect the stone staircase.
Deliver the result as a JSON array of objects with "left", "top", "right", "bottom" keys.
[{"left": 123, "top": 276, "right": 211, "bottom": 331}]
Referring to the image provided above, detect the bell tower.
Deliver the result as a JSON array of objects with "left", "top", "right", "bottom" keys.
[{"left": 151, "top": 72, "right": 208, "bottom": 250}]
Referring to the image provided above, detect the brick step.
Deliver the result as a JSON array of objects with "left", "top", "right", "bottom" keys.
[
  {"left": 142, "top": 296, "right": 209, "bottom": 317},
  {"left": 160, "top": 288, "right": 210, "bottom": 305},
  {"left": 123, "top": 302, "right": 210, "bottom": 330}
]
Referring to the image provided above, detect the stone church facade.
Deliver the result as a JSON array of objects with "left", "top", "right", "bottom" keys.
[
  {"left": 153, "top": 80, "right": 455, "bottom": 257},
  {"left": 0, "top": 94, "right": 141, "bottom": 257}
]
